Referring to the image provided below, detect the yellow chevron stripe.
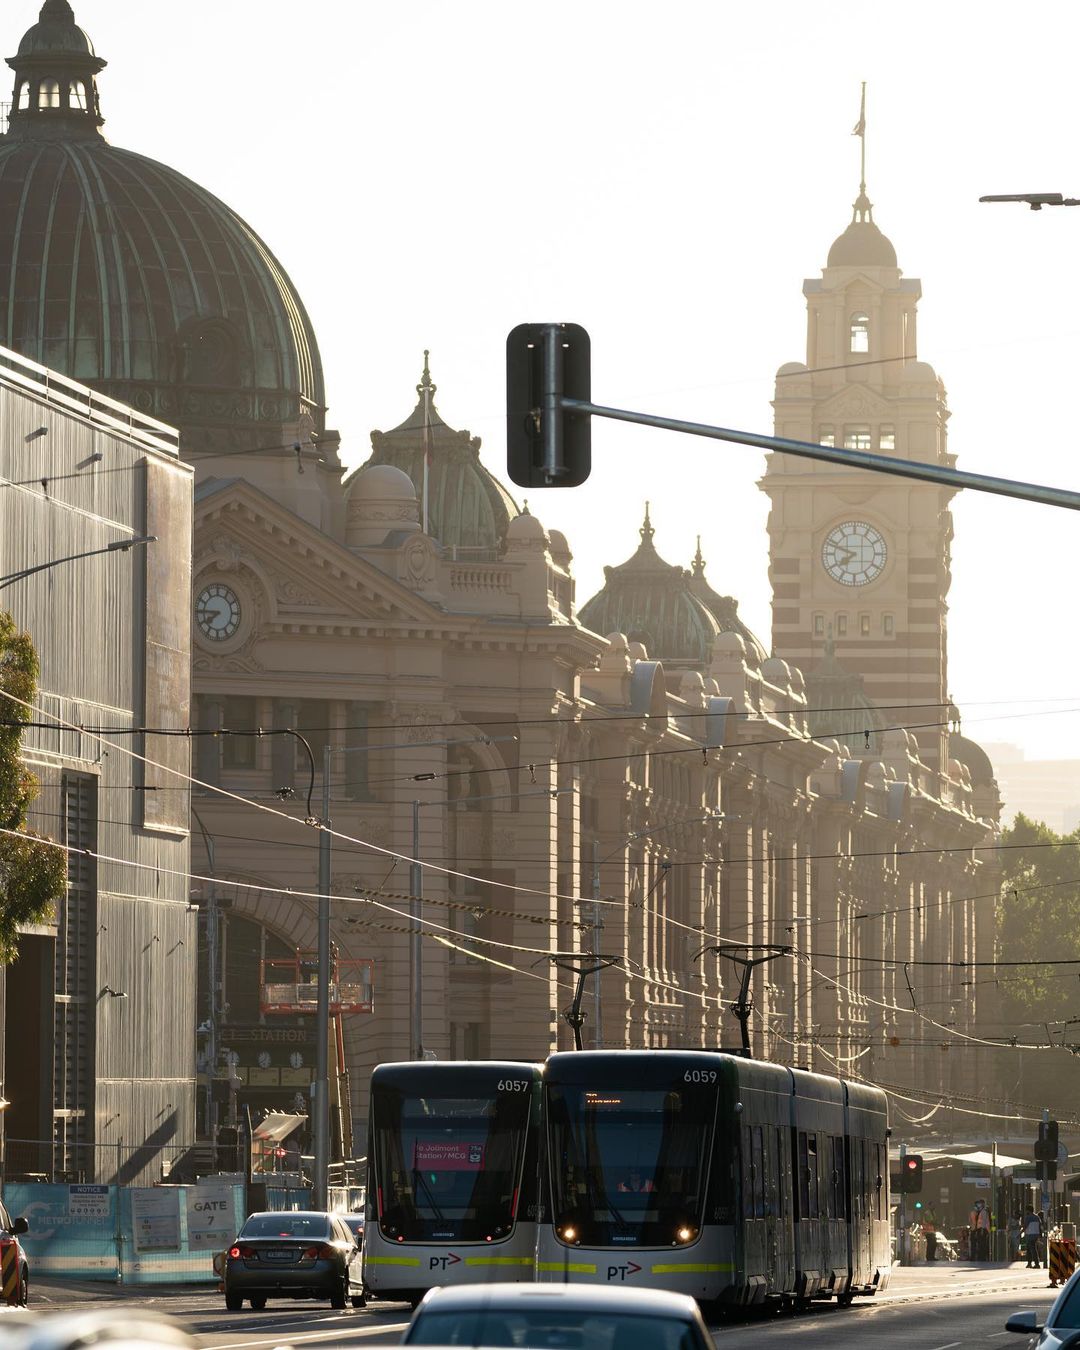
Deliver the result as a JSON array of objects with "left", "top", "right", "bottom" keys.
[
  {"left": 464, "top": 1257, "right": 535, "bottom": 1267},
  {"left": 650, "top": 1262, "right": 734, "bottom": 1274},
  {"left": 537, "top": 1261, "right": 598, "bottom": 1273},
  {"left": 364, "top": 1255, "right": 422, "bottom": 1267}
]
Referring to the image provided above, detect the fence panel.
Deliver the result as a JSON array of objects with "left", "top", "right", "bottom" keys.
[{"left": 3, "top": 1182, "right": 245, "bottom": 1284}]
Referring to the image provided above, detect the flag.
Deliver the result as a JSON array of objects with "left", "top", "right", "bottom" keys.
[{"left": 852, "top": 83, "right": 866, "bottom": 137}]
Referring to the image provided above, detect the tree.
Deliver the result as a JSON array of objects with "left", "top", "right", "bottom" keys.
[
  {"left": 996, "top": 813, "right": 1080, "bottom": 1021},
  {"left": 0, "top": 610, "right": 67, "bottom": 962}
]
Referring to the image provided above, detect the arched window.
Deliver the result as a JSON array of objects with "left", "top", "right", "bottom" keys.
[
  {"left": 68, "top": 81, "right": 87, "bottom": 111},
  {"left": 849, "top": 312, "right": 870, "bottom": 354},
  {"left": 16, "top": 81, "right": 30, "bottom": 111},
  {"left": 38, "top": 78, "right": 60, "bottom": 109}
]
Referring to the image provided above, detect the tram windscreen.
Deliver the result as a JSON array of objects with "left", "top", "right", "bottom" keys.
[
  {"left": 547, "top": 1084, "right": 714, "bottom": 1247},
  {"left": 372, "top": 1085, "right": 532, "bottom": 1242}
]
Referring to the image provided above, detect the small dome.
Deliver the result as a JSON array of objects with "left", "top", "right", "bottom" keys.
[
  {"left": 952, "top": 734, "right": 996, "bottom": 787},
  {"left": 827, "top": 193, "right": 897, "bottom": 269},
  {"left": 16, "top": 0, "right": 95, "bottom": 57},
  {"left": 547, "top": 528, "right": 572, "bottom": 563},
  {"left": 506, "top": 507, "right": 547, "bottom": 544},
  {"left": 776, "top": 361, "right": 809, "bottom": 378},
  {"left": 349, "top": 463, "right": 417, "bottom": 503}
]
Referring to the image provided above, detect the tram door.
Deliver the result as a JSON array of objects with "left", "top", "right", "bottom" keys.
[
  {"left": 769, "top": 1124, "right": 793, "bottom": 1292},
  {"left": 741, "top": 1124, "right": 767, "bottom": 1284},
  {"left": 848, "top": 1137, "right": 872, "bottom": 1285}
]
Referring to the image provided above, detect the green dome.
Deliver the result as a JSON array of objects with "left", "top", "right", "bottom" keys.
[
  {"left": 0, "top": 3, "right": 326, "bottom": 453},
  {"left": 579, "top": 508, "right": 722, "bottom": 665},
  {"left": 357, "top": 354, "right": 518, "bottom": 553},
  {"left": 804, "top": 636, "right": 884, "bottom": 756}
]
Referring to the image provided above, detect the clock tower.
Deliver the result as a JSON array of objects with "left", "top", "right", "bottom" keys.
[{"left": 762, "top": 184, "right": 954, "bottom": 773}]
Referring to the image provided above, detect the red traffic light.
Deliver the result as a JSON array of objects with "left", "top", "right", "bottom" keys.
[{"left": 905, "top": 1158, "right": 919, "bottom": 1169}]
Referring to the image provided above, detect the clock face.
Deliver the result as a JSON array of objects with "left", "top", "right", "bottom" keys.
[
  {"left": 822, "top": 521, "right": 887, "bottom": 586},
  {"left": 195, "top": 582, "right": 242, "bottom": 641}
]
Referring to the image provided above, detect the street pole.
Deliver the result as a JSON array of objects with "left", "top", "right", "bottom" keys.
[
  {"left": 313, "top": 745, "right": 332, "bottom": 1209},
  {"left": 899, "top": 1141, "right": 908, "bottom": 1266},
  {"left": 1042, "top": 1106, "right": 1051, "bottom": 1266},
  {"left": 992, "top": 1139, "right": 999, "bottom": 1259},
  {"left": 591, "top": 840, "right": 602, "bottom": 1049},
  {"left": 410, "top": 800, "right": 424, "bottom": 1060}
]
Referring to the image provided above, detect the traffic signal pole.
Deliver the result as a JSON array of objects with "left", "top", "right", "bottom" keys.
[
  {"left": 559, "top": 397, "right": 1080, "bottom": 514},
  {"left": 899, "top": 1142, "right": 908, "bottom": 1266}
]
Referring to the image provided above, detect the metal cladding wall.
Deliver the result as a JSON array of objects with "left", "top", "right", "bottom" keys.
[{"left": 0, "top": 346, "right": 197, "bottom": 1185}]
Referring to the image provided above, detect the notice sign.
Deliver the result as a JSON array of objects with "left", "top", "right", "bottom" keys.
[
  {"left": 186, "top": 1183, "right": 234, "bottom": 1250},
  {"left": 414, "top": 1140, "right": 485, "bottom": 1171},
  {"left": 132, "top": 1187, "right": 181, "bottom": 1252},
  {"left": 68, "top": 1185, "right": 110, "bottom": 1222}
]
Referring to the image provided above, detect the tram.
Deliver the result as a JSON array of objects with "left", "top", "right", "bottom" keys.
[
  {"left": 537, "top": 1050, "right": 891, "bottom": 1307},
  {"left": 363, "top": 1060, "right": 542, "bottom": 1304}
]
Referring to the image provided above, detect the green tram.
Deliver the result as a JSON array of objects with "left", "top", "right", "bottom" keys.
[
  {"left": 364, "top": 1061, "right": 542, "bottom": 1305},
  {"left": 537, "top": 1051, "right": 892, "bottom": 1307}
]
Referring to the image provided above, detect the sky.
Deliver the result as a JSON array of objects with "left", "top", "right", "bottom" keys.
[{"left": 26, "top": 0, "right": 1080, "bottom": 759}]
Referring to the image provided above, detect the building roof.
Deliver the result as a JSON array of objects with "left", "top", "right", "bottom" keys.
[
  {"left": 0, "top": 2, "right": 325, "bottom": 452},
  {"left": 579, "top": 508, "right": 764, "bottom": 667},
  {"left": 804, "top": 634, "right": 885, "bottom": 755},
  {"left": 355, "top": 352, "right": 519, "bottom": 552}
]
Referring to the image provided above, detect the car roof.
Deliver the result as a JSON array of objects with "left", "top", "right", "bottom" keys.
[
  {"left": 415, "top": 1283, "right": 699, "bottom": 1317},
  {"left": 243, "top": 1210, "right": 331, "bottom": 1221}
]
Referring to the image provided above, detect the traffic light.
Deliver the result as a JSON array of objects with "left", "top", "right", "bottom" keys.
[
  {"left": 1034, "top": 1122, "right": 1059, "bottom": 1183},
  {"left": 899, "top": 1155, "right": 924, "bottom": 1194},
  {"left": 506, "top": 323, "right": 591, "bottom": 488}
]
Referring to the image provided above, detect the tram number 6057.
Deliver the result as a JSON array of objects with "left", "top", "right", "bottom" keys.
[
  {"left": 683, "top": 1070, "right": 717, "bottom": 1083},
  {"left": 497, "top": 1079, "right": 531, "bottom": 1092}
]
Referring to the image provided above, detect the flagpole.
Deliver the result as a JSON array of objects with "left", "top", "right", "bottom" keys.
[
  {"left": 421, "top": 350, "right": 431, "bottom": 535},
  {"left": 859, "top": 82, "right": 867, "bottom": 195}
]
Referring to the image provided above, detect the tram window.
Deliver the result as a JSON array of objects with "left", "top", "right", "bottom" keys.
[
  {"left": 829, "top": 1137, "right": 845, "bottom": 1219},
  {"left": 774, "top": 1128, "right": 784, "bottom": 1217},
  {"left": 798, "top": 1131, "right": 819, "bottom": 1220},
  {"left": 876, "top": 1143, "right": 885, "bottom": 1219}
]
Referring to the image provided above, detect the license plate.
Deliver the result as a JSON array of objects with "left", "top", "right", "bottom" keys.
[{"left": 265, "top": 1248, "right": 294, "bottom": 1260}]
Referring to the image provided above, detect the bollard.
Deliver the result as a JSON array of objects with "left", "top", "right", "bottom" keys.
[
  {"left": 1, "top": 1239, "right": 21, "bottom": 1305},
  {"left": 1049, "top": 1239, "right": 1077, "bottom": 1287}
]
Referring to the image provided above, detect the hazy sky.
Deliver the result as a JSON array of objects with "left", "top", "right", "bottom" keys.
[{"left": 30, "top": 0, "right": 1080, "bottom": 759}]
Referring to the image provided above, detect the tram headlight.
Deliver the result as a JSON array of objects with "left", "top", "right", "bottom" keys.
[
  {"left": 675, "top": 1225, "right": 695, "bottom": 1244},
  {"left": 560, "top": 1225, "right": 578, "bottom": 1244}
]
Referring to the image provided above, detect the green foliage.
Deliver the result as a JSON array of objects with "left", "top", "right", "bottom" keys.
[
  {"left": 0, "top": 610, "right": 67, "bottom": 963},
  {"left": 996, "top": 813, "right": 1080, "bottom": 1020}
]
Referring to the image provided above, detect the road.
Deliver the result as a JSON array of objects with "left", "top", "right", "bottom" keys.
[{"left": 30, "top": 1262, "right": 1062, "bottom": 1350}]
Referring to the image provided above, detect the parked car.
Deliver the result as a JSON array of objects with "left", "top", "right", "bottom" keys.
[
  {"left": 1006, "top": 1268, "right": 1080, "bottom": 1350},
  {"left": 0, "top": 1311, "right": 197, "bottom": 1350},
  {"left": 1, "top": 1196, "right": 30, "bottom": 1305},
  {"left": 340, "top": 1212, "right": 365, "bottom": 1249},
  {"left": 223, "top": 1210, "right": 363, "bottom": 1311},
  {"left": 404, "top": 1283, "right": 714, "bottom": 1350}
]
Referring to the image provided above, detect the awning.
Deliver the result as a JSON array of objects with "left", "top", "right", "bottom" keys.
[
  {"left": 921, "top": 1150, "right": 1029, "bottom": 1170},
  {"left": 252, "top": 1112, "right": 307, "bottom": 1144}
]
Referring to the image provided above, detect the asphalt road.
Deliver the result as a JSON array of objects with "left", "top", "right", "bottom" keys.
[{"left": 29, "top": 1262, "right": 1063, "bottom": 1350}]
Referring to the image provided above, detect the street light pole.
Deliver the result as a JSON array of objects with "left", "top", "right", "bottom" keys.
[
  {"left": 313, "top": 745, "right": 332, "bottom": 1210},
  {"left": 0, "top": 534, "right": 156, "bottom": 589},
  {"left": 410, "top": 800, "right": 424, "bottom": 1060}
]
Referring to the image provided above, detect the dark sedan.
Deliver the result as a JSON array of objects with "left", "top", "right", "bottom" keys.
[{"left": 223, "top": 1211, "right": 363, "bottom": 1311}]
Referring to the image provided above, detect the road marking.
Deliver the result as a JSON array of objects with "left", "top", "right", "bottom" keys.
[
  {"left": 988, "top": 1333, "right": 1010, "bottom": 1338},
  {"left": 930, "top": 1342, "right": 961, "bottom": 1349},
  {"left": 197, "top": 1321, "right": 409, "bottom": 1349}
]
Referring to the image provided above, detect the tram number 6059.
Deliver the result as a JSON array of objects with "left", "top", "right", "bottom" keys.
[
  {"left": 497, "top": 1079, "right": 531, "bottom": 1092},
  {"left": 683, "top": 1070, "right": 717, "bottom": 1083}
]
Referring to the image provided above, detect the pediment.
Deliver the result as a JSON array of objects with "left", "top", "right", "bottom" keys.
[
  {"left": 193, "top": 477, "right": 444, "bottom": 627},
  {"left": 817, "top": 384, "right": 894, "bottom": 421}
]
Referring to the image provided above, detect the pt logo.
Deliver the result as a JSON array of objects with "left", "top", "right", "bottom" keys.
[
  {"left": 429, "top": 1253, "right": 462, "bottom": 1272},
  {"left": 606, "top": 1261, "right": 641, "bottom": 1282}
]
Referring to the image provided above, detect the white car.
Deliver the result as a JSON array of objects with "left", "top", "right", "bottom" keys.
[
  {"left": 403, "top": 1282, "right": 713, "bottom": 1350},
  {"left": 1006, "top": 1269, "right": 1080, "bottom": 1350}
]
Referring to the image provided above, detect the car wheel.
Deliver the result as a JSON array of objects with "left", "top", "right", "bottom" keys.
[
  {"left": 249, "top": 1295, "right": 267, "bottom": 1311},
  {"left": 18, "top": 1266, "right": 28, "bottom": 1307},
  {"left": 351, "top": 1292, "right": 366, "bottom": 1309},
  {"left": 330, "top": 1278, "right": 348, "bottom": 1310},
  {"left": 225, "top": 1291, "right": 244, "bottom": 1312}
]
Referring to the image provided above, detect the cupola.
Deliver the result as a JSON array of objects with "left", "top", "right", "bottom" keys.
[{"left": 6, "top": 0, "right": 105, "bottom": 140}]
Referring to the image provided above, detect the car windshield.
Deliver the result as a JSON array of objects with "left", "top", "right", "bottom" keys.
[
  {"left": 546, "top": 1083, "right": 715, "bottom": 1247},
  {"left": 240, "top": 1214, "right": 331, "bottom": 1239},
  {"left": 373, "top": 1087, "right": 532, "bottom": 1242},
  {"left": 1052, "top": 1279, "right": 1080, "bottom": 1328},
  {"left": 407, "top": 1309, "right": 704, "bottom": 1350}
]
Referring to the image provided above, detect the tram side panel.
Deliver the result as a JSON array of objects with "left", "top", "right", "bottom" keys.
[
  {"left": 843, "top": 1080, "right": 891, "bottom": 1295},
  {"left": 730, "top": 1059, "right": 796, "bottom": 1304},
  {"left": 790, "top": 1069, "right": 848, "bottom": 1301}
]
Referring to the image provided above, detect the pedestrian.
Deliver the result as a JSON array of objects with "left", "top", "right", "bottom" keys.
[
  {"left": 1008, "top": 1213, "right": 1022, "bottom": 1262},
  {"left": 970, "top": 1199, "right": 991, "bottom": 1260},
  {"left": 1023, "top": 1208, "right": 1042, "bottom": 1267},
  {"left": 923, "top": 1204, "right": 938, "bottom": 1262}
]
